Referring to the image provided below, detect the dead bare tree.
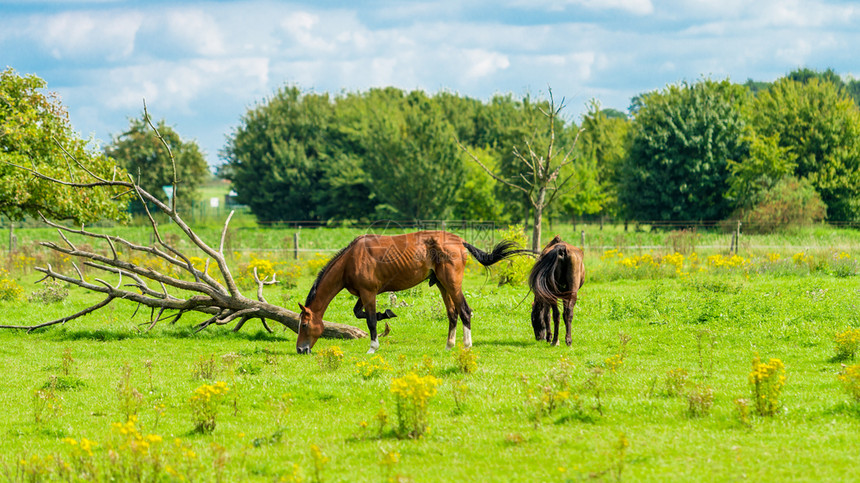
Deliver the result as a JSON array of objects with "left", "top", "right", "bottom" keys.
[
  {"left": 459, "top": 89, "right": 582, "bottom": 251},
  {"left": 0, "top": 105, "right": 366, "bottom": 340}
]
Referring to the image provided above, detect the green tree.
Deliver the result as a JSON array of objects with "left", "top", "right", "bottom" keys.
[
  {"left": 750, "top": 77, "right": 860, "bottom": 220},
  {"left": 106, "top": 115, "right": 209, "bottom": 214},
  {"left": 568, "top": 100, "right": 630, "bottom": 218},
  {"left": 357, "top": 90, "right": 466, "bottom": 220},
  {"left": 0, "top": 68, "right": 128, "bottom": 224},
  {"left": 619, "top": 79, "right": 750, "bottom": 223}
]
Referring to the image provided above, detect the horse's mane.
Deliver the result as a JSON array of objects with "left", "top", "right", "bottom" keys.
[
  {"left": 305, "top": 237, "right": 360, "bottom": 306},
  {"left": 528, "top": 243, "right": 573, "bottom": 304}
]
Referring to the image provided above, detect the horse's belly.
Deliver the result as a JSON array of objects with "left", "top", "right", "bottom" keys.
[{"left": 377, "top": 266, "right": 430, "bottom": 293}]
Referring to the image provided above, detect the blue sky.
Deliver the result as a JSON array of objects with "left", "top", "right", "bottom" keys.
[{"left": 3, "top": 0, "right": 859, "bottom": 166}]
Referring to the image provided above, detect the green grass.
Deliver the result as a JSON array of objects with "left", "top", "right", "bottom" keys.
[{"left": 2, "top": 263, "right": 860, "bottom": 481}]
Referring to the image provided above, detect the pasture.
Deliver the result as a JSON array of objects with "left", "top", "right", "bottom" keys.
[{"left": 1, "top": 223, "right": 860, "bottom": 481}]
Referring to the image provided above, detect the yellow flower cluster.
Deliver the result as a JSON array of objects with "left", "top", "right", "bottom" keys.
[
  {"left": 749, "top": 356, "right": 786, "bottom": 416},
  {"left": 356, "top": 354, "right": 391, "bottom": 379},
  {"left": 604, "top": 354, "right": 625, "bottom": 373},
  {"left": 316, "top": 346, "right": 345, "bottom": 371},
  {"left": 63, "top": 437, "right": 98, "bottom": 457},
  {"left": 191, "top": 381, "right": 229, "bottom": 403},
  {"left": 390, "top": 372, "right": 440, "bottom": 438},
  {"left": 390, "top": 372, "right": 440, "bottom": 406},
  {"left": 0, "top": 269, "right": 23, "bottom": 301},
  {"left": 706, "top": 254, "right": 748, "bottom": 269}
]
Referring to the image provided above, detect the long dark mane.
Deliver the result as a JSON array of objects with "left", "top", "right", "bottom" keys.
[
  {"left": 528, "top": 244, "right": 574, "bottom": 304},
  {"left": 305, "top": 237, "right": 360, "bottom": 306}
]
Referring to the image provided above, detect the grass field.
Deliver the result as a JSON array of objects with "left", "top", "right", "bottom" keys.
[{"left": 1, "top": 224, "right": 859, "bottom": 481}]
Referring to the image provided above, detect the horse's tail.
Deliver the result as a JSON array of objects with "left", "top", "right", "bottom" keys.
[
  {"left": 528, "top": 244, "right": 573, "bottom": 304},
  {"left": 463, "top": 240, "right": 532, "bottom": 267}
]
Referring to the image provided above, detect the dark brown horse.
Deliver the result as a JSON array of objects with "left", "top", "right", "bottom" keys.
[
  {"left": 528, "top": 235, "right": 585, "bottom": 346},
  {"left": 297, "top": 231, "right": 529, "bottom": 354}
]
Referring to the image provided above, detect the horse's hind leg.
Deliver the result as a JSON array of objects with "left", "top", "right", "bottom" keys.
[
  {"left": 563, "top": 293, "right": 577, "bottom": 347},
  {"left": 456, "top": 293, "right": 473, "bottom": 349},
  {"left": 551, "top": 302, "right": 561, "bottom": 346},
  {"left": 436, "top": 285, "right": 459, "bottom": 350}
]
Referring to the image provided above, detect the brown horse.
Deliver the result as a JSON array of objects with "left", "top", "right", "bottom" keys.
[
  {"left": 528, "top": 235, "right": 585, "bottom": 346},
  {"left": 297, "top": 231, "right": 529, "bottom": 354}
]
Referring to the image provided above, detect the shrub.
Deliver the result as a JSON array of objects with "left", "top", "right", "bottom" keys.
[
  {"left": 740, "top": 177, "right": 826, "bottom": 234},
  {"left": 390, "top": 372, "right": 440, "bottom": 439},
  {"left": 665, "top": 368, "right": 689, "bottom": 397},
  {"left": 749, "top": 356, "right": 786, "bottom": 416},
  {"left": 493, "top": 225, "right": 531, "bottom": 285}
]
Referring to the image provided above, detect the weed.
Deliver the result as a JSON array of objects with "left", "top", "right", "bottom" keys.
[
  {"left": 190, "top": 381, "right": 229, "bottom": 433},
  {"left": 32, "top": 377, "right": 62, "bottom": 424},
  {"left": 749, "top": 356, "right": 786, "bottom": 416},
  {"left": 192, "top": 354, "right": 219, "bottom": 380},
  {"left": 665, "top": 368, "right": 689, "bottom": 397},
  {"left": 316, "top": 345, "right": 344, "bottom": 372},
  {"left": 61, "top": 347, "right": 76, "bottom": 377},
  {"left": 390, "top": 372, "right": 440, "bottom": 439},
  {"left": 0, "top": 270, "right": 22, "bottom": 301},
  {"left": 834, "top": 328, "right": 860, "bottom": 362},
  {"left": 687, "top": 384, "right": 714, "bottom": 417},
  {"left": 451, "top": 378, "right": 469, "bottom": 414},
  {"left": 734, "top": 398, "right": 752, "bottom": 427},
  {"left": 27, "top": 280, "right": 69, "bottom": 304},
  {"left": 613, "top": 432, "right": 630, "bottom": 482},
  {"left": 116, "top": 364, "right": 143, "bottom": 421},
  {"left": 453, "top": 346, "right": 477, "bottom": 374},
  {"left": 310, "top": 444, "right": 330, "bottom": 483},
  {"left": 379, "top": 447, "right": 401, "bottom": 482},
  {"left": 696, "top": 329, "right": 716, "bottom": 378}
]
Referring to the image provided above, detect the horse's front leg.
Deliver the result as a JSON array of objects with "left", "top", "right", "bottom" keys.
[{"left": 358, "top": 292, "right": 380, "bottom": 354}]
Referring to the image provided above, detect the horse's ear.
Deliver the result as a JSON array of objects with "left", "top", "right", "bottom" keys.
[{"left": 298, "top": 303, "right": 307, "bottom": 313}]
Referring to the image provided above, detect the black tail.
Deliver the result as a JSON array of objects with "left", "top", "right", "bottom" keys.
[
  {"left": 528, "top": 244, "right": 573, "bottom": 304},
  {"left": 463, "top": 240, "right": 533, "bottom": 267}
]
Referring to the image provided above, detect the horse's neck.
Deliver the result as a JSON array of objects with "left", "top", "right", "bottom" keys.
[{"left": 308, "top": 259, "right": 346, "bottom": 317}]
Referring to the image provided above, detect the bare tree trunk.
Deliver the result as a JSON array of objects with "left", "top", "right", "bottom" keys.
[{"left": 532, "top": 187, "right": 546, "bottom": 251}]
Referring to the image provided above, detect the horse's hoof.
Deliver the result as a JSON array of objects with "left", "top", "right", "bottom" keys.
[
  {"left": 366, "top": 348, "right": 377, "bottom": 354},
  {"left": 384, "top": 309, "right": 397, "bottom": 318},
  {"left": 445, "top": 342, "right": 455, "bottom": 350}
]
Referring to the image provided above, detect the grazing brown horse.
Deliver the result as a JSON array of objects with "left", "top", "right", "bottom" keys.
[
  {"left": 297, "top": 231, "right": 529, "bottom": 354},
  {"left": 528, "top": 235, "right": 585, "bottom": 346}
]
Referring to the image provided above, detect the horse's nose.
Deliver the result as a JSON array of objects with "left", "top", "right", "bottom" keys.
[{"left": 297, "top": 345, "right": 311, "bottom": 355}]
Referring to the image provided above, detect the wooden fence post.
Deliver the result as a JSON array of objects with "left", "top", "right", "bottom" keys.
[
  {"left": 293, "top": 232, "right": 299, "bottom": 260},
  {"left": 580, "top": 230, "right": 586, "bottom": 250}
]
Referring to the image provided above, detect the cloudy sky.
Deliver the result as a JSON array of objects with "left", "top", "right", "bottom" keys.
[{"left": 3, "top": 0, "right": 859, "bottom": 167}]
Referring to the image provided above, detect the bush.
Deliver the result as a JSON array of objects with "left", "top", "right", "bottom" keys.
[{"left": 739, "top": 177, "right": 826, "bottom": 233}]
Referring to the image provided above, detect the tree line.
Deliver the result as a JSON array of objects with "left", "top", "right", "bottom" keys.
[{"left": 2, "top": 67, "right": 860, "bottom": 232}]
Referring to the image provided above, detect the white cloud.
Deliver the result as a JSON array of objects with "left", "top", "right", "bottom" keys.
[
  {"left": 508, "top": 0, "right": 653, "bottom": 15},
  {"left": 462, "top": 50, "right": 511, "bottom": 80},
  {"left": 165, "top": 9, "right": 225, "bottom": 56},
  {"left": 39, "top": 10, "right": 142, "bottom": 61}
]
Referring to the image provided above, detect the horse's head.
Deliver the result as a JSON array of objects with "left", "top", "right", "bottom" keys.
[
  {"left": 530, "top": 302, "right": 549, "bottom": 341},
  {"left": 296, "top": 303, "right": 324, "bottom": 354}
]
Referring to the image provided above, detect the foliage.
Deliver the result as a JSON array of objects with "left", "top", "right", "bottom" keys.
[
  {"left": 620, "top": 78, "right": 749, "bottom": 223},
  {"left": 749, "top": 356, "right": 786, "bottom": 416},
  {"left": 390, "top": 372, "right": 440, "bottom": 439},
  {"left": 0, "top": 68, "right": 129, "bottom": 224},
  {"left": 664, "top": 368, "right": 689, "bottom": 397},
  {"left": 687, "top": 384, "right": 714, "bottom": 418},
  {"left": 356, "top": 354, "right": 391, "bottom": 379},
  {"left": 751, "top": 77, "right": 860, "bottom": 221},
  {"left": 116, "top": 364, "right": 143, "bottom": 422},
  {"left": 105, "top": 114, "right": 209, "bottom": 213},
  {"left": 356, "top": 89, "right": 466, "bottom": 220}
]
